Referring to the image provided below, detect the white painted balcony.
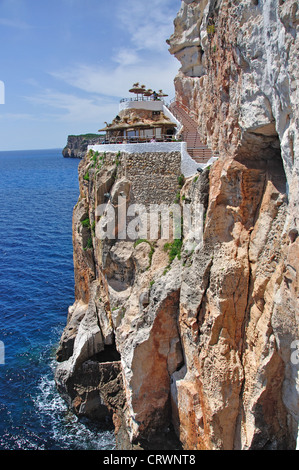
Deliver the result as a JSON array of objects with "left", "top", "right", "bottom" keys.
[{"left": 119, "top": 98, "right": 165, "bottom": 113}]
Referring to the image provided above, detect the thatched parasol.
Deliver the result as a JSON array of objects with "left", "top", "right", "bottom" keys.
[
  {"left": 129, "top": 83, "right": 146, "bottom": 100},
  {"left": 157, "top": 89, "right": 168, "bottom": 98},
  {"left": 143, "top": 88, "right": 153, "bottom": 100}
]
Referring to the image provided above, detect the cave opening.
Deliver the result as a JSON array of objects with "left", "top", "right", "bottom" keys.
[
  {"left": 90, "top": 344, "right": 121, "bottom": 363},
  {"left": 236, "top": 128, "right": 287, "bottom": 199}
]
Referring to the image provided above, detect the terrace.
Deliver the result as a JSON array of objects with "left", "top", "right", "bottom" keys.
[
  {"left": 98, "top": 84, "right": 177, "bottom": 144},
  {"left": 88, "top": 83, "right": 217, "bottom": 176}
]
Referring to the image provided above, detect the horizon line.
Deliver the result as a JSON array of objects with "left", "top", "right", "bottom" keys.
[{"left": 0, "top": 147, "right": 64, "bottom": 152}]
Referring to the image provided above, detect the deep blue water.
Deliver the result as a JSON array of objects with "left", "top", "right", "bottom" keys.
[{"left": 0, "top": 149, "right": 115, "bottom": 450}]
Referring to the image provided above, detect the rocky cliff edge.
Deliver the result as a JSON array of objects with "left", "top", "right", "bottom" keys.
[{"left": 55, "top": 0, "right": 298, "bottom": 450}]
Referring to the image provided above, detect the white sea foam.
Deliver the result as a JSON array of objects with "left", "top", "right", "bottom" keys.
[{"left": 33, "top": 361, "right": 116, "bottom": 450}]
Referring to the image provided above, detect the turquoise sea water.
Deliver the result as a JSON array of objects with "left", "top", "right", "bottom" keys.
[{"left": 0, "top": 149, "right": 115, "bottom": 450}]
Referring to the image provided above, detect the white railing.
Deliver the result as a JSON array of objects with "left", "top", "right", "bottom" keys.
[
  {"left": 120, "top": 97, "right": 167, "bottom": 104},
  {"left": 96, "top": 135, "right": 180, "bottom": 145}
]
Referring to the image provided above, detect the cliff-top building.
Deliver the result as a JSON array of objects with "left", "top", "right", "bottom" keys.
[
  {"left": 90, "top": 83, "right": 216, "bottom": 177},
  {"left": 98, "top": 84, "right": 177, "bottom": 143}
]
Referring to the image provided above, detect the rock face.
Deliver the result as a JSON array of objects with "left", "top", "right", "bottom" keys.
[
  {"left": 167, "top": 0, "right": 299, "bottom": 450},
  {"left": 55, "top": 149, "right": 185, "bottom": 449},
  {"left": 55, "top": 0, "right": 298, "bottom": 450},
  {"left": 62, "top": 134, "right": 103, "bottom": 159}
]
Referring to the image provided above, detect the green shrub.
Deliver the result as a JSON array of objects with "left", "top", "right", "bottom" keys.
[
  {"left": 81, "top": 217, "right": 90, "bottom": 228},
  {"left": 178, "top": 174, "right": 185, "bottom": 188},
  {"left": 164, "top": 239, "right": 183, "bottom": 264},
  {"left": 83, "top": 171, "right": 89, "bottom": 181},
  {"left": 174, "top": 191, "right": 181, "bottom": 204},
  {"left": 85, "top": 237, "right": 93, "bottom": 250},
  {"left": 114, "top": 151, "right": 121, "bottom": 166},
  {"left": 148, "top": 245, "right": 155, "bottom": 268}
]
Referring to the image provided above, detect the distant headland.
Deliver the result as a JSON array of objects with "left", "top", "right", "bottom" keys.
[{"left": 62, "top": 134, "right": 105, "bottom": 159}]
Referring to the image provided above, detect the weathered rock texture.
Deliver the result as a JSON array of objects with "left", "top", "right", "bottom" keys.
[
  {"left": 167, "top": 0, "right": 298, "bottom": 449},
  {"left": 55, "top": 149, "right": 184, "bottom": 449},
  {"left": 55, "top": 0, "right": 298, "bottom": 450},
  {"left": 62, "top": 134, "right": 103, "bottom": 159}
]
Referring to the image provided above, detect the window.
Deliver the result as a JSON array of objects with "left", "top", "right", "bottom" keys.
[
  {"left": 140, "top": 128, "right": 154, "bottom": 138},
  {"left": 126, "top": 129, "right": 137, "bottom": 137}
]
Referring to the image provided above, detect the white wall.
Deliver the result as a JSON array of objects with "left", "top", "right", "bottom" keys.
[
  {"left": 89, "top": 141, "right": 182, "bottom": 155},
  {"left": 162, "top": 105, "right": 182, "bottom": 134},
  {"left": 119, "top": 100, "right": 164, "bottom": 113},
  {"left": 180, "top": 142, "right": 201, "bottom": 176},
  {"left": 88, "top": 142, "right": 216, "bottom": 178}
]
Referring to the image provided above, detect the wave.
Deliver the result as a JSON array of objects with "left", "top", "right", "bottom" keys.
[{"left": 32, "top": 359, "right": 116, "bottom": 450}]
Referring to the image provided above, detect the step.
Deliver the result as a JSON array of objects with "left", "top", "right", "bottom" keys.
[{"left": 169, "top": 101, "right": 215, "bottom": 164}]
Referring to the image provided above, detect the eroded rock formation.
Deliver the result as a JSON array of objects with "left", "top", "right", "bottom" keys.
[
  {"left": 167, "top": 0, "right": 298, "bottom": 450},
  {"left": 55, "top": 0, "right": 298, "bottom": 450},
  {"left": 62, "top": 134, "right": 103, "bottom": 159}
]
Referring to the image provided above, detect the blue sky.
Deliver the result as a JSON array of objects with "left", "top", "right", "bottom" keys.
[{"left": 0, "top": 0, "right": 181, "bottom": 150}]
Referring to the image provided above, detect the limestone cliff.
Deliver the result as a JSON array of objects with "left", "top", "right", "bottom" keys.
[
  {"left": 55, "top": 0, "right": 298, "bottom": 450},
  {"left": 167, "top": 0, "right": 298, "bottom": 449},
  {"left": 62, "top": 134, "right": 103, "bottom": 159}
]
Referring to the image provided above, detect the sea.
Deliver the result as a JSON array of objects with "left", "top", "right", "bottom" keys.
[{"left": 0, "top": 148, "right": 115, "bottom": 450}]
